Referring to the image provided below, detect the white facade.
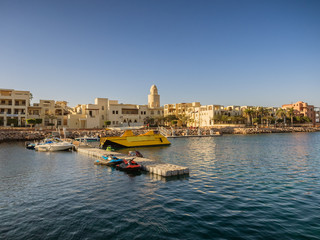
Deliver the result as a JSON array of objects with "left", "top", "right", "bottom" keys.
[{"left": 67, "top": 85, "right": 164, "bottom": 129}]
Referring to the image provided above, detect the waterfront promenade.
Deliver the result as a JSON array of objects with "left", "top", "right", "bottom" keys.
[{"left": 0, "top": 126, "right": 319, "bottom": 142}]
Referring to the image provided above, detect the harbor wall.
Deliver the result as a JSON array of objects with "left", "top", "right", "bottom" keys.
[{"left": 0, "top": 126, "right": 319, "bottom": 142}]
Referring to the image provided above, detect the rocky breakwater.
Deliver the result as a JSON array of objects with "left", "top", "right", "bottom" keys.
[
  {"left": 232, "top": 127, "right": 319, "bottom": 135},
  {"left": 167, "top": 126, "right": 320, "bottom": 136},
  {"left": 0, "top": 129, "right": 48, "bottom": 142}
]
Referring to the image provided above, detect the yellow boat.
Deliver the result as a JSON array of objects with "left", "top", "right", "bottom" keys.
[{"left": 100, "top": 130, "right": 171, "bottom": 148}]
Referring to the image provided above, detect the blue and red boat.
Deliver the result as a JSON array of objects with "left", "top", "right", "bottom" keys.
[{"left": 116, "top": 159, "right": 142, "bottom": 172}]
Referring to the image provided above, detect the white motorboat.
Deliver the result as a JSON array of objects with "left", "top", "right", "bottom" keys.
[{"left": 35, "top": 138, "right": 74, "bottom": 152}]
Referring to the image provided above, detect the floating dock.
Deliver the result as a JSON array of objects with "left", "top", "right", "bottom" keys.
[{"left": 76, "top": 147, "right": 189, "bottom": 177}]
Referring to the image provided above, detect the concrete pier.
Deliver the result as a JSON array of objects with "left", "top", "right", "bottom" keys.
[{"left": 76, "top": 147, "right": 190, "bottom": 177}]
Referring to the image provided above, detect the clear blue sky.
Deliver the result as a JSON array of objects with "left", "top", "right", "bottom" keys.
[{"left": 1, "top": 0, "right": 319, "bottom": 107}]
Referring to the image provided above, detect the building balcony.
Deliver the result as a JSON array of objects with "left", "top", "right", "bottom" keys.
[{"left": 28, "top": 114, "right": 41, "bottom": 118}]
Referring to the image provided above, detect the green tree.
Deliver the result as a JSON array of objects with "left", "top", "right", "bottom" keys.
[
  {"left": 154, "top": 116, "right": 165, "bottom": 126},
  {"left": 35, "top": 118, "right": 42, "bottom": 125},
  {"left": 45, "top": 114, "right": 57, "bottom": 127},
  {"left": 235, "top": 116, "right": 246, "bottom": 124},
  {"left": 104, "top": 120, "right": 111, "bottom": 127},
  {"left": 212, "top": 114, "right": 222, "bottom": 124},
  {"left": 286, "top": 108, "right": 294, "bottom": 126},
  {"left": 164, "top": 115, "right": 178, "bottom": 126},
  {"left": 302, "top": 116, "right": 311, "bottom": 123},
  {"left": 26, "top": 118, "right": 36, "bottom": 127},
  {"left": 252, "top": 118, "right": 259, "bottom": 124},
  {"left": 178, "top": 114, "right": 190, "bottom": 127},
  {"left": 144, "top": 117, "right": 155, "bottom": 126},
  {"left": 171, "top": 120, "right": 178, "bottom": 126},
  {"left": 243, "top": 108, "right": 254, "bottom": 125},
  {"left": 221, "top": 115, "right": 229, "bottom": 123},
  {"left": 7, "top": 118, "right": 18, "bottom": 127},
  {"left": 276, "top": 108, "right": 287, "bottom": 125},
  {"left": 261, "top": 108, "right": 271, "bottom": 126}
]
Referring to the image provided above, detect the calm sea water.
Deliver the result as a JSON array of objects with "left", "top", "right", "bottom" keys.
[{"left": 1, "top": 133, "right": 320, "bottom": 240}]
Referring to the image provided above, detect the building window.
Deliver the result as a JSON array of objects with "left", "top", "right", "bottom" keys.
[
  {"left": 151, "top": 111, "right": 154, "bottom": 115},
  {"left": 112, "top": 121, "right": 115, "bottom": 124},
  {"left": 112, "top": 111, "right": 115, "bottom": 114},
  {"left": 102, "top": 106, "right": 104, "bottom": 110},
  {"left": 116, "top": 111, "right": 118, "bottom": 114},
  {"left": 102, "top": 115, "right": 104, "bottom": 120}
]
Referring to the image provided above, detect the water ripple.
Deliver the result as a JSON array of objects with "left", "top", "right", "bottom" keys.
[{"left": 1, "top": 134, "right": 320, "bottom": 239}]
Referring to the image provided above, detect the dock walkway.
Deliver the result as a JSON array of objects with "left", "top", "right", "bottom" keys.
[{"left": 76, "top": 147, "right": 189, "bottom": 177}]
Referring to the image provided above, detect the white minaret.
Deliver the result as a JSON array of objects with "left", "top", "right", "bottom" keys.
[{"left": 148, "top": 85, "right": 160, "bottom": 108}]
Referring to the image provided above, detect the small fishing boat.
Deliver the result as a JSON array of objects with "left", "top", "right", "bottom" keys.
[
  {"left": 35, "top": 138, "right": 74, "bottom": 152},
  {"left": 25, "top": 142, "right": 36, "bottom": 150},
  {"left": 75, "top": 136, "right": 100, "bottom": 142},
  {"left": 101, "top": 155, "right": 124, "bottom": 166},
  {"left": 116, "top": 159, "right": 142, "bottom": 172}
]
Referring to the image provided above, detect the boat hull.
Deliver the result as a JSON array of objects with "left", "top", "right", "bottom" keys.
[{"left": 35, "top": 143, "right": 74, "bottom": 152}]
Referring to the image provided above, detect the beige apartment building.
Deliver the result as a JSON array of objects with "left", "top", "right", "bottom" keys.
[
  {"left": 164, "top": 102, "right": 201, "bottom": 117},
  {"left": 67, "top": 85, "right": 164, "bottom": 129},
  {"left": 0, "top": 89, "right": 30, "bottom": 127},
  {"left": 68, "top": 103, "right": 100, "bottom": 129},
  {"left": 164, "top": 102, "right": 242, "bottom": 127},
  {"left": 28, "top": 100, "right": 69, "bottom": 127}
]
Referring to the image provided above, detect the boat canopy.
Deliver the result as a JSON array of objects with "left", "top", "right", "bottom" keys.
[{"left": 121, "top": 130, "right": 135, "bottom": 137}]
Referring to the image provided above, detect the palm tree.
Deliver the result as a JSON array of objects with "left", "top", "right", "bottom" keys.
[
  {"left": 276, "top": 108, "right": 287, "bottom": 125},
  {"left": 261, "top": 108, "right": 271, "bottom": 126},
  {"left": 212, "top": 114, "right": 222, "bottom": 124},
  {"left": 243, "top": 108, "right": 253, "bottom": 125},
  {"left": 178, "top": 114, "right": 190, "bottom": 127},
  {"left": 286, "top": 108, "right": 294, "bottom": 126}
]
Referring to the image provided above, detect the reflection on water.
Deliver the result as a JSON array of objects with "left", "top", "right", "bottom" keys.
[{"left": 1, "top": 133, "right": 320, "bottom": 239}]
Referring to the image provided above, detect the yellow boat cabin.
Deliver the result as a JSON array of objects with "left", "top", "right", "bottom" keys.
[{"left": 100, "top": 130, "right": 171, "bottom": 149}]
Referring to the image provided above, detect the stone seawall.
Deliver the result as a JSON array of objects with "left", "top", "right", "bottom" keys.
[
  {"left": 0, "top": 127, "right": 319, "bottom": 142},
  {"left": 172, "top": 127, "right": 319, "bottom": 136},
  {"left": 0, "top": 130, "right": 48, "bottom": 142}
]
